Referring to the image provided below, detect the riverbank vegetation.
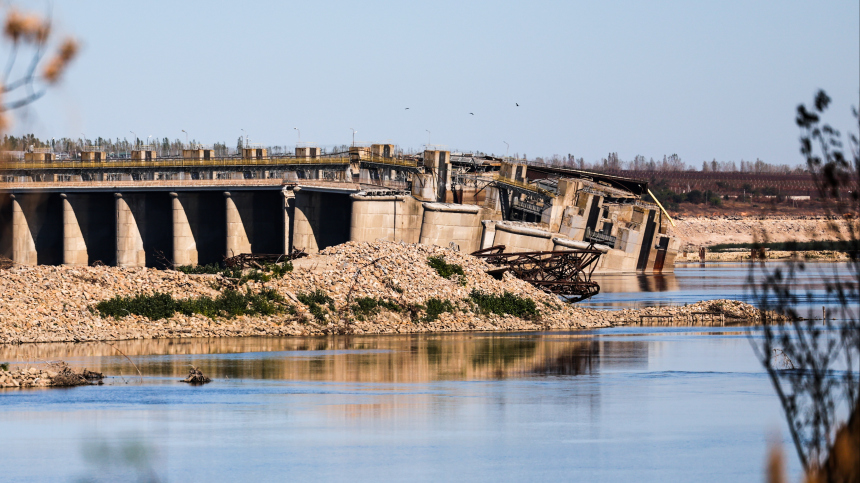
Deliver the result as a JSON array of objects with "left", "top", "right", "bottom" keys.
[
  {"left": 708, "top": 240, "right": 857, "bottom": 253},
  {"left": 95, "top": 288, "right": 293, "bottom": 321},
  {"left": 427, "top": 256, "right": 467, "bottom": 286}
]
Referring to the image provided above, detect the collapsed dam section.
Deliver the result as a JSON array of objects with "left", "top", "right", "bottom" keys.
[{"left": 0, "top": 145, "right": 679, "bottom": 273}]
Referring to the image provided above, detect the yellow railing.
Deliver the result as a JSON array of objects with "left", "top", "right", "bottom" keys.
[
  {"left": 357, "top": 153, "right": 419, "bottom": 167},
  {"left": 0, "top": 156, "right": 352, "bottom": 171},
  {"left": 0, "top": 153, "right": 425, "bottom": 171}
]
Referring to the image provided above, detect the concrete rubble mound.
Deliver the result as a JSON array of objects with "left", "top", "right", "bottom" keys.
[{"left": 0, "top": 240, "right": 776, "bottom": 345}]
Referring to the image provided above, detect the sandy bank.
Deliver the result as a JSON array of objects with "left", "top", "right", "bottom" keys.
[{"left": 673, "top": 215, "right": 856, "bottom": 247}]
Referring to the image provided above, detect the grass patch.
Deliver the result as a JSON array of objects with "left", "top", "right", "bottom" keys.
[
  {"left": 351, "top": 297, "right": 402, "bottom": 320},
  {"left": 469, "top": 290, "right": 539, "bottom": 320},
  {"left": 422, "top": 298, "right": 455, "bottom": 322},
  {"left": 297, "top": 290, "right": 336, "bottom": 323},
  {"left": 175, "top": 263, "right": 222, "bottom": 275},
  {"left": 95, "top": 289, "right": 291, "bottom": 321},
  {"left": 174, "top": 261, "right": 293, "bottom": 282},
  {"left": 427, "top": 256, "right": 466, "bottom": 285}
]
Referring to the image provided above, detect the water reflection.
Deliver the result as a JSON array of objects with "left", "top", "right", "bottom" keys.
[
  {"left": 0, "top": 327, "right": 800, "bottom": 482},
  {"left": 585, "top": 262, "right": 856, "bottom": 311},
  {"left": 0, "top": 333, "right": 647, "bottom": 382},
  {"left": 529, "top": 340, "right": 598, "bottom": 376},
  {"left": 595, "top": 272, "right": 681, "bottom": 294}
]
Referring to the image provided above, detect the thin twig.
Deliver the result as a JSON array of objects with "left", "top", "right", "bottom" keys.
[{"left": 106, "top": 342, "right": 143, "bottom": 382}]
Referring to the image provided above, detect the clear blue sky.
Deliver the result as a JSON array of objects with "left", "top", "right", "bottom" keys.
[{"left": 9, "top": 0, "right": 860, "bottom": 166}]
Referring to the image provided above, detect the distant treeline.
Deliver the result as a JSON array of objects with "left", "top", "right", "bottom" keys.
[
  {"left": 2, "top": 134, "right": 233, "bottom": 157},
  {"left": 709, "top": 240, "right": 858, "bottom": 253},
  {"left": 531, "top": 152, "right": 805, "bottom": 175}
]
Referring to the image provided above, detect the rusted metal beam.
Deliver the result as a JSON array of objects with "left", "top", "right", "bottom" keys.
[{"left": 471, "top": 245, "right": 603, "bottom": 303}]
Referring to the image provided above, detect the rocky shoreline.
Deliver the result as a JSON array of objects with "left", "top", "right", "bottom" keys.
[{"left": 0, "top": 241, "right": 775, "bottom": 346}]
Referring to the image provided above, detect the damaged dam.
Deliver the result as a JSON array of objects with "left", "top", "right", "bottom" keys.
[{"left": 0, "top": 144, "right": 679, "bottom": 274}]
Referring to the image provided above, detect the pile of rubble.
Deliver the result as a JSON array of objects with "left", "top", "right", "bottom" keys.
[
  {"left": 270, "top": 241, "right": 601, "bottom": 334},
  {"left": 0, "top": 240, "right": 779, "bottom": 344}
]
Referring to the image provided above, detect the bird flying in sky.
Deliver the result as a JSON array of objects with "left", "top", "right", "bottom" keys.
[
  {"left": 516, "top": 103, "right": 519, "bottom": 106},
  {"left": 469, "top": 113, "right": 474, "bottom": 115}
]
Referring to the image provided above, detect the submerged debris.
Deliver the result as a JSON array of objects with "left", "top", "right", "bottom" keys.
[
  {"left": 0, "top": 362, "right": 103, "bottom": 388},
  {"left": 180, "top": 366, "right": 211, "bottom": 384},
  {"left": 48, "top": 362, "right": 104, "bottom": 387}
]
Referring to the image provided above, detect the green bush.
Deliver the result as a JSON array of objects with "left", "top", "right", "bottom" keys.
[
  {"left": 268, "top": 262, "right": 293, "bottom": 277},
  {"left": 247, "top": 288, "right": 285, "bottom": 316},
  {"left": 427, "top": 256, "right": 466, "bottom": 285},
  {"left": 96, "top": 289, "right": 290, "bottom": 321},
  {"left": 351, "top": 297, "right": 402, "bottom": 320},
  {"left": 352, "top": 297, "right": 380, "bottom": 320},
  {"left": 423, "top": 298, "right": 454, "bottom": 322},
  {"left": 95, "top": 292, "right": 177, "bottom": 320},
  {"left": 469, "top": 290, "right": 538, "bottom": 320},
  {"left": 175, "top": 264, "right": 222, "bottom": 275},
  {"left": 297, "top": 290, "right": 336, "bottom": 322},
  {"left": 176, "top": 295, "right": 220, "bottom": 319},
  {"left": 176, "top": 261, "right": 292, "bottom": 282},
  {"left": 240, "top": 269, "right": 271, "bottom": 284},
  {"left": 0, "top": 362, "right": 9, "bottom": 371}
]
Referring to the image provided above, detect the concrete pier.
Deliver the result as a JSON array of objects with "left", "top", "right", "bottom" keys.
[
  {"left": 61, "top": 194, "right": 87, "bottom": 266},
  {"left": 115, "top": 193, "right": 145, "bottom": 267},
  {"left": 11, "top": 195, "right": 37, "bottom": 265},
  {"left": 224, "top": 191, "right": 251, "bottom": 257},
  {"left": 349, "top": 193, "right": 423, "bottom": 244},
  {"left": 283, "top": 190, "right": 295, "bottom": 254},
  {"left": 0, "top": 194, "right": 11, "bottom": 260},
  {"left": 418, "top": 203, "right": 482, "bottom": 253},
  {"left": 171, "top": 192, "right": 198, "bottom": 266}
]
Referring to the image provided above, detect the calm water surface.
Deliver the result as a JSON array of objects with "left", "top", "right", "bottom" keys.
[
  {"left": 1, "top": 329, "right": 799, "bottom": 482},
  {"left": 1, "top": 263, "right": 828, "bottom": 482},
  {"left": 585, "top": 261, "right": 854, "bottom": 312}
]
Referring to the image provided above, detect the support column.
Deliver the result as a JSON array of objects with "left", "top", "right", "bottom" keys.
[
  {"left": 224, "top": 191, "right": 251, "bottom": 257},
  {"left": 61, "top": 194, "right": 87, "bottom": 266},
  {"left": 282, "top": 189, "right": 295, "bottom": 255},
  {"left": 115, "top": 193, "right": 145, "bottom": 267},
  {"left": 291, "top": 188, "right": 319, "bottom": 254},
  {"left": 171, "top": 192, "right": 198, "bottom": 267},
  {"left": 11, "top": 194, "right": 36, "bottom": 266}
]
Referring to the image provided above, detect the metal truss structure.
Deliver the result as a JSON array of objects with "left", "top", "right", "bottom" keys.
[{"left": 471, "top": 245, "right": 603, "bottom": 302}]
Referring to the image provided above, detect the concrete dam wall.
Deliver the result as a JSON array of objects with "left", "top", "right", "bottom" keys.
[
  {"left": 0, "top": 190, "right": 287, "bottom": 267},
  {"left": 0, "top": 189, "right": 493, "bottom": 267}
]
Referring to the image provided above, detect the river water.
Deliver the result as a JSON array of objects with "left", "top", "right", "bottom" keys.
[{"left": 3, "top": 262, "right": 849, "bottom": 482}]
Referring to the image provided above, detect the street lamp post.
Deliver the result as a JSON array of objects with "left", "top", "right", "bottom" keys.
[
  {"left": 294, "top": 127, "right": 300, "bottom": 142},
  {"left": 504, "top": 141, "right": 509, "bottom": 159},
  {"left": 350, "top": 128, "right": 357, "bottom": 147},
  {"left": 130, "top": 131, "right": 137, "bottom": 150},
  {"left": 240, "top": 129, "right": 246, "bottom": 152},
  {"left": 181, "top": 130, "right": 188, "bottom": 149},
  {"left": 426, "top": 130, "right": 431, "bottom": 146}
]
